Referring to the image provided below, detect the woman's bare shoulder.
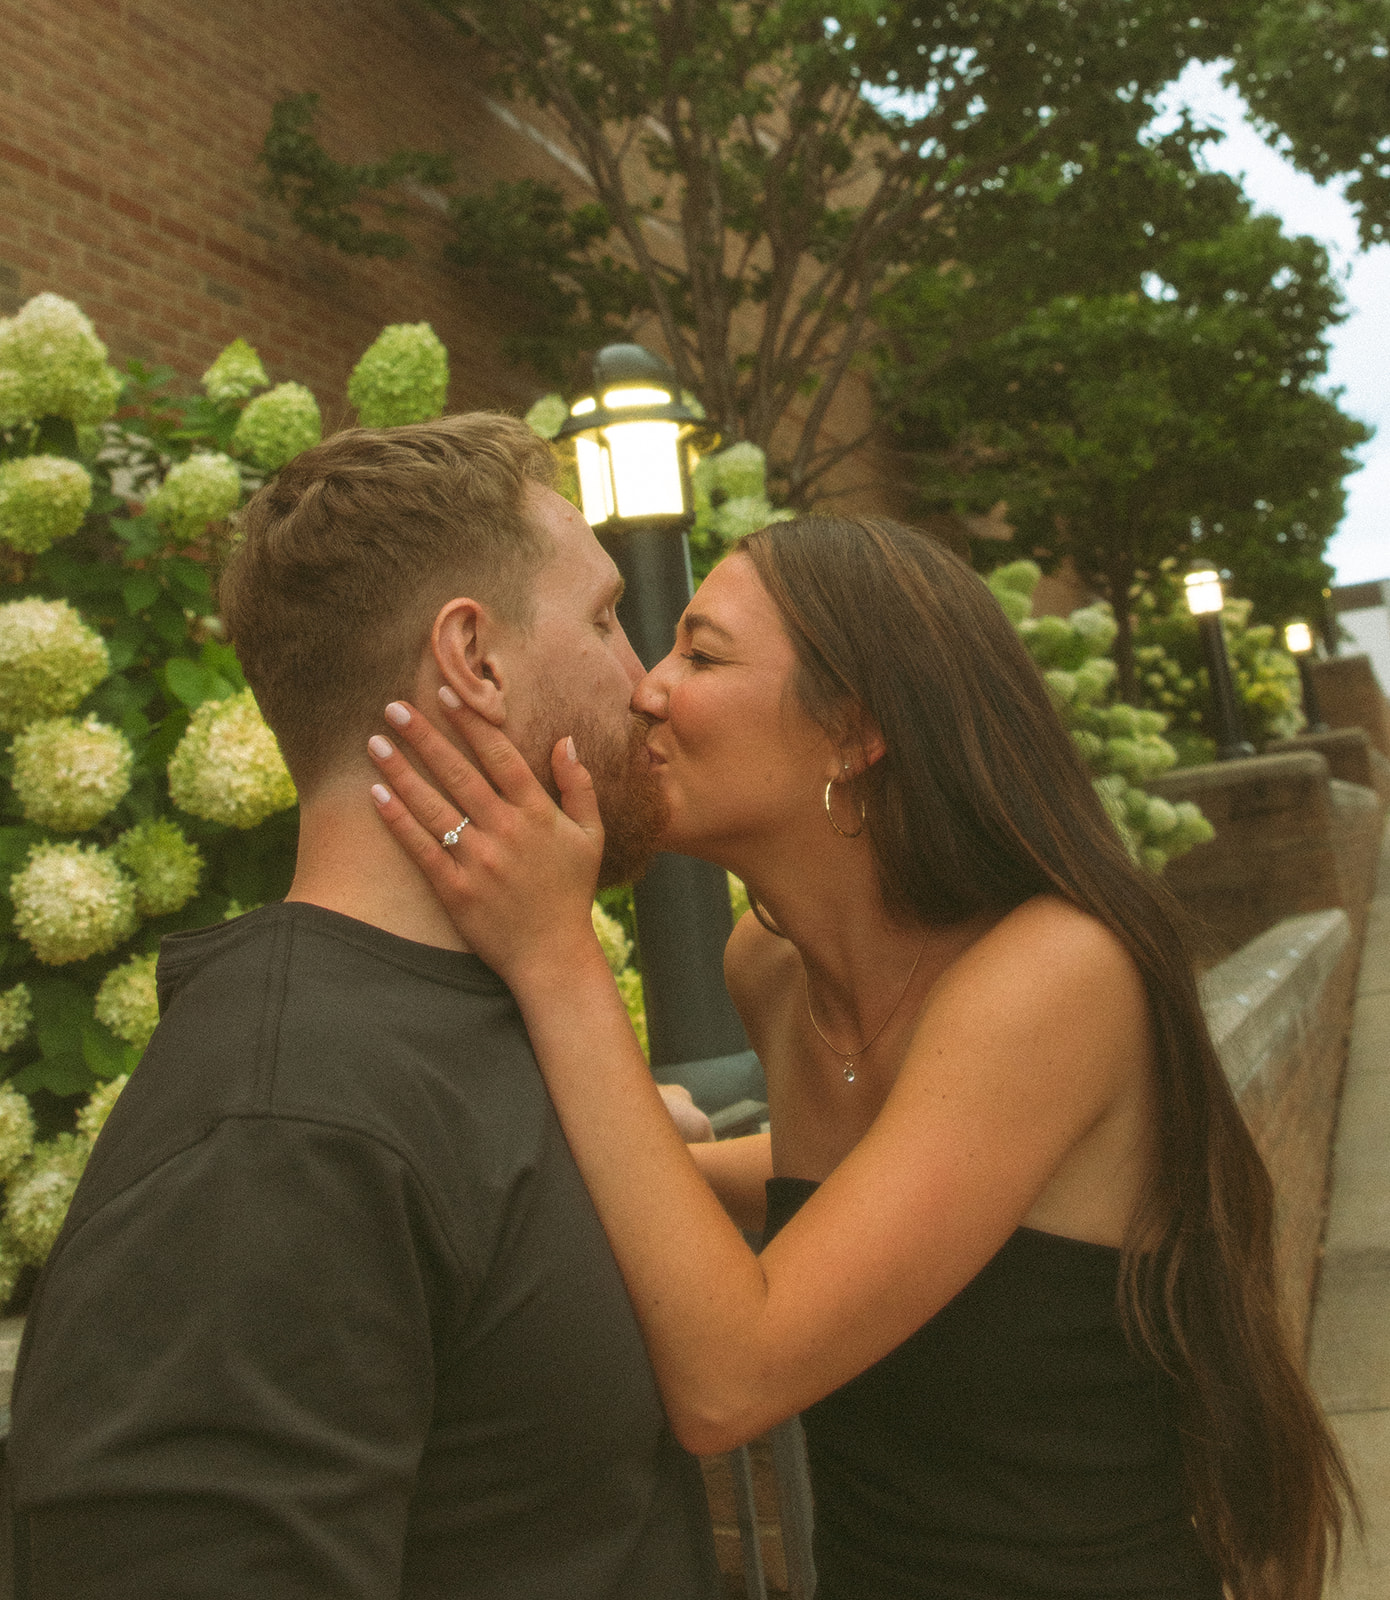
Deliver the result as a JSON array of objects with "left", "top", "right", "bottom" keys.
[{"left": 931, "top": 894, "right": 1150, "bottom": 1043}]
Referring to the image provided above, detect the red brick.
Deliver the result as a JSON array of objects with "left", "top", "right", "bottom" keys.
[
  {"left": 0, "top": 140, "right": 48, "bottom": 178},
  {"left": 109, "top": 191, "right": 152, "bottom": 225}
]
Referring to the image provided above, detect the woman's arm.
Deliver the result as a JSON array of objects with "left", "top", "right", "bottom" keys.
[
  {"left": 687, "top": 1132, "right": 771, "bottom": 1235},
  {"left": 369, "top": 702, "right": 1149, "bottom": 1454}
]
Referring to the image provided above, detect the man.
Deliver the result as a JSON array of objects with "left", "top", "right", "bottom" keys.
[{"left": 8, "top": 415, "right": 721, "bottom": 1599}]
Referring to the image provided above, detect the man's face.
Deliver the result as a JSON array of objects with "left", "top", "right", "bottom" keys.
[{"left": 506, "top": 485, "right": 666, "bottom": 887}]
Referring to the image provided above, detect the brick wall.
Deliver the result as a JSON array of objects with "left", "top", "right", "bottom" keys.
[
  {"left": 1151, "top": 752, "right": 1386, "bottom": 960},
  {"left": 0, "top": 0, "right": 902, "bottom": 509},
  {"left": 0, "top": 0, "right": 568, "bottom": 413},
  {"left": 1309, "top": 654, "right": 1390, "bottom": 759}
]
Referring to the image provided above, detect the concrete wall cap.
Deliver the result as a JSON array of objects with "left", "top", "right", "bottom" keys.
[
  {"left": 1329, "top": 777, "right": 1382, "bottom": 815},
  {"left": 1200, "top": 909, "right": 1350, "bottom": 1097},
  {"left": 1151, "top": 750, "right": 1329, "bottom": 797}
]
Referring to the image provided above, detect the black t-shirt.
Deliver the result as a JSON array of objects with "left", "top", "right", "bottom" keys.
[{"left": 9, "top": 902, "right": 720, "bottom": 1600}]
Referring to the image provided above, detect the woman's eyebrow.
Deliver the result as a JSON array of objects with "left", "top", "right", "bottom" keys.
[{"left": 681, "top": 610, "right": 734, "bottom": 643}]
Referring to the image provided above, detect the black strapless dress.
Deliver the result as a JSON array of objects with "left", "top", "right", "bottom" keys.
[{"left": 764, "top": 1177, "right": 1221, "bottom": 1600}]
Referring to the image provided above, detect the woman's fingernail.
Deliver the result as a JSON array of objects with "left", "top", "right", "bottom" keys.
[
  {"left": 368, "top": 735, "right": 393, "bottom": 760},
  {"left": 566, "top": 735, "right": 577, "bottom": 762},
  {"left": 385, "top": 702, "right": 411, "bottom": 727},
  {"left": 371, "top": 783, "right": 392, "bottom": 806},
  {"left": 438, "top": 684, "right": 462, "bottom": 709}
]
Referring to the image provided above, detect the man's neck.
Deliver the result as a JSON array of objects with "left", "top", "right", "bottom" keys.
[{"left": 285, "top": 777, "right": 469, "bottom": 953}]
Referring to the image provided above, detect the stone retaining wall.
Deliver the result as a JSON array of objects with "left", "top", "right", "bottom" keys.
[{"left": 1203, "top": 910, "right": 1357, "bottom": 1347}]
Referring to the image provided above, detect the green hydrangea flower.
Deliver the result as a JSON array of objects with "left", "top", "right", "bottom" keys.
[
  {"left": 525, "top": 393, "right": 570, "bottom": 440},
  {"left": 988, "top": 560, "right": 1043, "bottom": 598},
  {"left": 10, "top": 714, "right": 134, "bottom": 831},
  {"left": 76, "top": 1072, "right": 130, "bottom": 1143},
  {"left": 145, "top": 451, "right": 242, "bottom": 542},
  {"left": 0, "top": 454, "right": 93, "bottom": 554},
  {"left": 348, "top": 323, "right": 448, "bottom": 427},
  {"left": 6, "top": 1132, "right": 88, "bottom": 1266},
  {"left": 167, "top": 689, "right": 297, "bottom": 828},
  {"left": 0, "top": 982, "right": 32, "bottom": 1055},
  {"left": 112, "top": 817, "right": 203, "bottom": 916},
  {"left": 10, "top": 841, "right": 139, "bottom": 965},
  {"left": 95, "top": 953, "right": 159, "bottom": 1050},
  {"left": 0, "top": 596, "right": 111, "bottom": 732},
  {"left": 0, "top": 293, "right": 123, "bottom": 427},
  {"left": 616, "top": 966, "right": 648, "bottom": 1060},
  {"left": 201, "top": 337, "right": 268, "bottom": 405},
  {"left": 591, "top": 902, "right": 633, "bottom": 976},
  {"left": 0, "top": 1080, "right": 35, "bottom": 1181},
  {"left": 232, "top": 382, "right": 322, "bottom": 472}
]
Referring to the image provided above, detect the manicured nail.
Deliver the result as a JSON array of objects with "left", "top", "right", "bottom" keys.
[
  {"left": 385, "top": 702, "right": 411, "bottom": 727},
  {"left": 566, "top": 736, "right": 577, "bottom": 762},
  {"left": 371, "top": 783, "right": 392, "bottom": 806},
  {"left": 438, "top": 684, "right": 462, "bottom": 709},
  {"left": 368, "top": 735, "right": 393, "bottom": 760}
]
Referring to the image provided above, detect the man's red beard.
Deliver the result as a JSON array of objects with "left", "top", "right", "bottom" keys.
[{"left": 522, "top": 707, "right": 666, "bottom": 889}]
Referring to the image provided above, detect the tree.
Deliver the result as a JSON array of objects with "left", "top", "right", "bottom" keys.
[
  {"left": 259, "top": 0, "right": 1245, "bottom": 504},
  {"left": 1228, "top": 0, "right": 1390, "bottom": 247},
  {"left": 883, "top": 184, "right": 1369, "bottom": 699}
]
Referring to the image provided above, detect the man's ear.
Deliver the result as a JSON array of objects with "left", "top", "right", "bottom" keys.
[{"left": 430, "top": 597, "right": 510, "bottom": 726}]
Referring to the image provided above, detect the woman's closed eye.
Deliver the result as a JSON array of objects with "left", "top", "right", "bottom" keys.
[{"left": 680, "top": 649, "right": 720, "bottom": 669}]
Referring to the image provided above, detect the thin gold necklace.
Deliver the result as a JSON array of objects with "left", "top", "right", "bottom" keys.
[{"left": 803, "top": 935, "right": 929, "bottom": 1083}]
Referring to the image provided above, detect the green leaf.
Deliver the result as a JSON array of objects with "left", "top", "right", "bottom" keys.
[
  {"left": 8, "top": 1053, "right": 97, "bottom": 1098},
  {"left": 82, "top": 1016, "right": 135, "bottom": 1079},
  {"left": 123, "top": 571, "right": 161, "bottom": 614},
  {"left": 163, "top": 657, "right": 226, "bottom": 710}
]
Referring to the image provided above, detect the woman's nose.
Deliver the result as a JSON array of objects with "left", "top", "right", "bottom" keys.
[{"left": 631, "top": 654, "right": 674, "bottom": 718}]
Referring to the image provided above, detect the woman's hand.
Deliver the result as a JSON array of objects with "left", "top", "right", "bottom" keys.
[{"left": 367, "top": 693, "right": 605, "bottom": 989}]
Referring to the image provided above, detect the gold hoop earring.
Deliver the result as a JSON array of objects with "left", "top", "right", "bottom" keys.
[{"left": 824, "top": 777, "right": 866, "bottom": 839}]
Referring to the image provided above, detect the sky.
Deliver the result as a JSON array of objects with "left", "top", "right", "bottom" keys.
[{"left": 1155, "top": 60, "right": 1388, "bottom": 587}]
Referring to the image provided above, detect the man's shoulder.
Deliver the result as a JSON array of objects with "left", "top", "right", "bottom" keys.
[{"left": 88, "top": 902, "right": 547, "bottom": 1210}]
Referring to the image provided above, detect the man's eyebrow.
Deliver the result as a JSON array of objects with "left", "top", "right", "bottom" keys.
[{"left": 681, "top": 610, "right": 734, "bottom": 642}]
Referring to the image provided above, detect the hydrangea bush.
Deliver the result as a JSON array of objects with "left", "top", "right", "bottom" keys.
[
  {"left": 1127, "top": 561, "right": 1305, "bottom": 763},
  {"left": 0, "top": 294, "right": 454, "bottom": 1296},
  {"left": 987, "top": 562, "right": 1214, "bottom": 872}
]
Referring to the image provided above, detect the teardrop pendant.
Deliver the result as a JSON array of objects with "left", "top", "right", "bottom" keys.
[{"left": 842, "top": 1062, "right": 857, "bottom": 1083}]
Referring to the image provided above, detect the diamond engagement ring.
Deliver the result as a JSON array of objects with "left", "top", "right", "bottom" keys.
[{"left": 440, "top": 819, "right": 469, "bottom": 848}]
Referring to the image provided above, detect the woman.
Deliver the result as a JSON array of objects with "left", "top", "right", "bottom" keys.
[{"left": 368, "top": 515, "right": 1351, "bottom": 1600}]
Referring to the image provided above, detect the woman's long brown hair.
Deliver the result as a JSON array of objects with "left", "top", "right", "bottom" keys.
[{"left": 740, "top": 514, "right": 1354, "bottom": 1600}]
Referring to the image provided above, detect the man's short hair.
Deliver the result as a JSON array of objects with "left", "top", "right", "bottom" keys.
[{"left": 219, "top": 413, "right": 557, "bottom": 793}]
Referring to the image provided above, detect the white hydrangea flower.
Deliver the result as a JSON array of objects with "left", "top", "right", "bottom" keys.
[
  {"left": 145, "top": 451, "right": 242, "bottom": 543},
  {"left": 0, "top": 596, "right": 110, "bottom": 732},
  {"left": 6, "top": 1132, "right": 88, "bottom": 1266},
  {"left": 0, "top": 982, "right": 33, "bottom": 1055},
  {"left": 0, "top": 1080, "right": 35, "bottom": 1182},
  {"left": 347, "top": 323, "right": 449, "bottom": 428},
  {"left": 112, "top": 817, "right": 203, "bottom": 916},
  {"left": 10, "top": 714, "right": 134, "bottom": 831},
  {"left": 0, "top": 293, "right": 123, "bottom": 427},
  {"left": 524, "top": 393, "right": 569, "bottom": 440},
  {"left": 76, "top": 1072, "right": 130, "bottom": 1143},
  {"left": 95, "top": 953, "right": 159, "bottom": 1049},
  {"left": 0, "top": 454, "right": 93, "bottom": 554},
  {"left": 232, "top": 381, "right": 322, "bottom": 473},
  {"left": 591, "top": 902, "right": 633, "bottom": 976},
  {"left": 201, "top": 337, "right": 268, "bottom": 405},
  {"left": 706, "top": 441, "right": 768, "bottom": 501},
  {"left": 167, "top": 689, "right": 297, "bottom": 828},
  {"left": 10, "top": 841, "right": 139, "bottom": 965}
]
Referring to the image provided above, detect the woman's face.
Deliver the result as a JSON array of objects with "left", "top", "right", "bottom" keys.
[{"left": 631, "top": 553, "right": 841, "bottom": 861}]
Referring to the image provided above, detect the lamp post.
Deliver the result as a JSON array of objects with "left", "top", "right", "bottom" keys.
[
  {"left": 1284, "top": 620, "right": 1329, "bottom": 733},
  {"left": 1184, "top": 561, "right": 1255, "bottom": 760},
  {"left": 557, "top": 344, "right": 751, "bottom": 1075}
]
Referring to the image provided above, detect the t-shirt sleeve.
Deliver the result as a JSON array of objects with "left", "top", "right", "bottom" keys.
[{"left": 10, "top": 1113, "right": 459, "bottom": 1600}]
